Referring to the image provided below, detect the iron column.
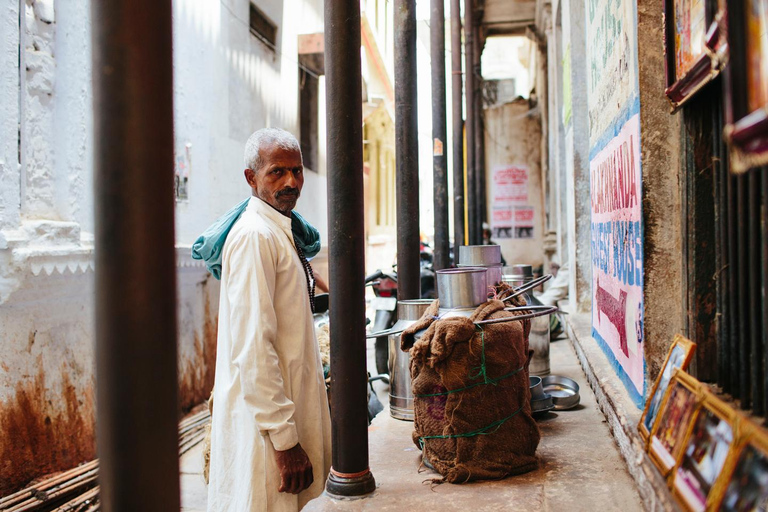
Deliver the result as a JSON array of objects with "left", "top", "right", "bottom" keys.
[
  {"left": 464, "top": 0, "right": 478, "bottom": 245},
  {"left": 431, "top": 0, "right": 449, "bottom": 270},
  {"left": 324, "top": 0, "right": 377, "bottom": 497},
  {"left": 395, "top": 0, "right": 421, "bottom": 299},
  {"left": 451, "top": 0, "right": 465, "bottom": 258},
  {"left": 91, "top": 0, "right": 180, "bottom": 510},
  {"left": 474, "top": 23, "right": 486, "bottom": 238}
]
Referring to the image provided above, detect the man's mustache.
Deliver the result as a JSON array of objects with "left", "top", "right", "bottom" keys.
[{"left": 276, "top": 187, "right": 299, "bottom": 198}]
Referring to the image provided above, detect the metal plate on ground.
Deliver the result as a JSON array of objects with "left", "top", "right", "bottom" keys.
[{"left": 541, "top": 375, "right": 580, "bottom": 410}]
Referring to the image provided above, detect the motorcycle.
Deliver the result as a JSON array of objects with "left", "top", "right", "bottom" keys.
[
  {"left": 313, "top": 292, "right": 386, "bottom": 424},
  {"left": 366, "top": 245, "right": 438, "bottom": 374},
  {"left": 366, "top": 269, "right": 399, "bottom": 375}
]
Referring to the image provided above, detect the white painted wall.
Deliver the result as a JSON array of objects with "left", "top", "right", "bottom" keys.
[{"left": 0, "top": 0, "right": 331, "bottom": 493}]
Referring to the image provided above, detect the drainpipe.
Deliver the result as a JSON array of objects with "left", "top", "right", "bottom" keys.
[
  {"left": 464, "top": 0, "right": 478, "bottom": 245},
  {"left": 91, "top": 1, "right": 180, "bottom": 510},
  {"left": 450, "top": 0, "right": 465, "bottom": 261},
  {"left": 395, "top": 0, "right": 421, "bottom": 298},
  {"left": 324, "top": 0, "right": 377, "bottom": 498},
  {"left": 431, "top": 0, "right": 449, "bottom": 270},
  {"left": 474, "top": 23, "right": 486, "bottom": 236}
]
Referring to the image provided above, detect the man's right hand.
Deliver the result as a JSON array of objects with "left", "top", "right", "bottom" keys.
[{"left": 274, "top": 443, "right": 314, "bottom": 494}]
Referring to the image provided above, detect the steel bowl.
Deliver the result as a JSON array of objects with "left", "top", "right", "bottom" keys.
[
  {"left": 541, "top": 375, "right": 580, "bottom": 410},
  {"left": 529, "top": 376, "right": 555, "bottom": 415}
]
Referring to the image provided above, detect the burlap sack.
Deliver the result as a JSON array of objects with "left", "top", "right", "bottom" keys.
[{"left": 401, "top": 287, "right": 540, "bottom": 483}]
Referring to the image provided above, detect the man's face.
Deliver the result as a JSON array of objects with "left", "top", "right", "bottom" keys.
[{"left": 245, "top": 144, "right": 304, "bottom": 216}]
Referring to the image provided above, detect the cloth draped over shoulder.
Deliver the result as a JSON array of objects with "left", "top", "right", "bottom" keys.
[
  {"left": 191, "top": 197, "right": 321, "bottom": 279},
  {"left": 400, "top": 285, "right": 540, "bottom": 484}
]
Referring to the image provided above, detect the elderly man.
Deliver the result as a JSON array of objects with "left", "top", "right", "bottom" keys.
[{"left": 207, "top": 128, "right": 331, "bottom": 511}]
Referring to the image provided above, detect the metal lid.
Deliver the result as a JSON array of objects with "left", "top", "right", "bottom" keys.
[
  {"left": 505, "top": 264, "right": 534, "bottom": 280},
  {"left": 458, "top": 245, "right": 502, "bottom": 266}
]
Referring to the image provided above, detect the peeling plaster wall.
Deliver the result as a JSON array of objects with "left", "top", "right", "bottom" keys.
[
  {"left": 538, "top": 0, "right": 683, "bottom": 403},
  {"left": 0, "top": 0, "right": 329, "bottom": 495},
  {"left": 636, "top": 0, "right": 683, "bottom": 382},
  {"left": 0, "top": 0, "right": 20, "bottom": 231},
  {"left": 484, "top": 100, "right": 545, "bottom": 267}
]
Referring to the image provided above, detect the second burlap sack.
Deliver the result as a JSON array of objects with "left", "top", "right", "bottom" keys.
[{"left": 401, "top": 289, "right": 540, "bottom": 483}]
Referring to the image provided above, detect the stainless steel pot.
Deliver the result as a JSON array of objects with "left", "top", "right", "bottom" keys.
[
  {"left": 388, "top": 299, "right": 433, "bottom": 421},
  {"left": 436, "top": 267, "right": 489, "bottom": 309},
  {"left": 458, "top": 245, "right": 503, "bottom": 285}
]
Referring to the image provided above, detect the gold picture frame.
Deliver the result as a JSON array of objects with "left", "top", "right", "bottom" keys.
[
  {"left": 711, "top": 421, "right": 768, "bottom": 511},
  {"left": 648, "top": 369, "right": 704, "bottom": 477},
  {"left": 671, "top": 392, "right": 739, "bottom": 512},
  {"left": 639, "top": 334, "right": 697, "bottom": 443}
]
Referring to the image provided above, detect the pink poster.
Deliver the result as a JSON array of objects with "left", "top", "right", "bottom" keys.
[
  {"left": 492, "top": 166, "right": 533, "bottom": 239},
  {"left": 492, "top": 166, "right": 528, "bottom": 204},
  {"left": 590, "top": 113, "right": 644, "bottom": 404}
]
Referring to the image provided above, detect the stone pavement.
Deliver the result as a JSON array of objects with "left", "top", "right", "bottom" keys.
[{"left": 181, "top": 335, "right": 645, "bottom": 511}]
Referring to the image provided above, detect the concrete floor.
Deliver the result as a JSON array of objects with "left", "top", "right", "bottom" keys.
[{"left": 180, "top": 334, "right": 645, "bottom": 511}]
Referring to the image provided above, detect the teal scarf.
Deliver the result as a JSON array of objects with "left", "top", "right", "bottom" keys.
[{"left": 191, "top": 198, "right": 321, "bottom": 280}]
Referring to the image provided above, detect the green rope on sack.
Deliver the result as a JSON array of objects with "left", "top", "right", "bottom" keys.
[
  {"left": 414, "top": 366, "right": 525, "bottom": 397},
  {"left": 468, "top": 325, "right": 490, "bottom": 384},
  {"left": 418, "top": 404, "right": 526, "bottom": 449},
  {"left": 415, "top": 323, "right": 524, "bottom": 398}
]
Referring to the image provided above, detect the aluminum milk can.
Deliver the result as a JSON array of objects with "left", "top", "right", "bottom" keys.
[
  {"left": 389, "top": 299, "right": 434, "bottom": 420},
  {"left": 504, "top": 264, "right": 551, "bottom": 377}
]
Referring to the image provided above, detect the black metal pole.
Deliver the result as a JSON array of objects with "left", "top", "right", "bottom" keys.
[
  {"left": 473, "top": 23, "right": 486, "bottom": 238},
  {"left": 450, "top": 0, "right": 465, "bottom": 260},
  {"left": 324, "top": 0, "right": 376, "bottom": 497},
  {"left": 464, "top": 0, "right": 477, "bottom": 245},
  {"left": 395, "top": 0, "right": 421, "bottom": 299},
  {"left": 91, "top": 1, "right": 179, "bottom": 510},
  {"left": 431, "top": 0, "right": 449, "bottom": 270}
]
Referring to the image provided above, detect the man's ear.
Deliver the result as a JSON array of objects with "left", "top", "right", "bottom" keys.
[{"left": 244, "top": 168, "right": 256, "bottom": 188}]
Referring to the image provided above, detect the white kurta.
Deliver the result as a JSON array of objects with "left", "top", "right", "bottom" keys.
[{"left": 207, "top": 197, "right": 331, "bottom": 512}]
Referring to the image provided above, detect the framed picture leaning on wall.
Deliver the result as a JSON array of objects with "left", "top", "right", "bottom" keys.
[
  {"left": 664, "top": 0, "right": 728, "bottom": 110},
  {"left": 639, "top": 334, "right": 697, "bottom": 443},
  {"left": 723, "top": 0, "right": 768, "bottom": 172},
  {"left": 714, "top": 423, "right": 768, "bottom": 511},
  {"left": 671, "top": 393, "right": 738, "bottom": 512},
  {"left": 648, "top": 370, "right": 703, "bottom": 476}
]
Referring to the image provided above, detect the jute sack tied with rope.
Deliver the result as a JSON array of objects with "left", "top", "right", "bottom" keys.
[{"left": 401, "top": 290, "right": 540, "bottom": 483}]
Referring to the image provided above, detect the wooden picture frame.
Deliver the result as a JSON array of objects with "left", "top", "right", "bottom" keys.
[
  {"left": 723, "top": 0, "right": 768, "bottom": 172},
  {"left": 639, "top": 334, "right": 697, "bottom": 443},
  {"left": 664, "top": 0, "right": 728, "bottom": 110},
  {"left": 712, "top": 422, "right": 768, "bottom": 511},
  {"left": 649, "top": 370, "right": 703, "bottom": 476},
  {"left": 671, "top": 393, "right": 739, "bottom": 512}
]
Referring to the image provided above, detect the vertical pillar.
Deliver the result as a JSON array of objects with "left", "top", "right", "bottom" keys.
[
  {"left": 395, "top": 0, "right": 421, "bottom": 299},
  {"left": 324, "top": 0, "right": 377, "bottom": 498},
  {"left": 431, "top": 0, "right": 449, "bottom": 270},
  {"left": 464, "top": 0, "right": 478, "bottom": 245},
  {"left": 91, "top": 1, "right": 180, "bottom": 510},
  {"left": 450, "top": 0, "right": 465, "bottom": 261},
  {"left": 473, "top": 23, "right": 486, "bottom": 237}
]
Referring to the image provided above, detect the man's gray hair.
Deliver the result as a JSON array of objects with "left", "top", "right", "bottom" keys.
[{"left": 244, "top": 128, "right": 301, "bottom": 171}]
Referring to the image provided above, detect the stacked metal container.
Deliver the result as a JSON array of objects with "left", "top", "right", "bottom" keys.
[
  {"left": 388, "top": 299, "right": 433, "bottom": 420},
  {"left": 457, "top": 245, "right": 503, "bottom": 285},
  {"left": 389, "top": 267, "right": 490, "bottom": 420},
  {"left": 504, "top": 264, "right": 551, "bottom": 376}
]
